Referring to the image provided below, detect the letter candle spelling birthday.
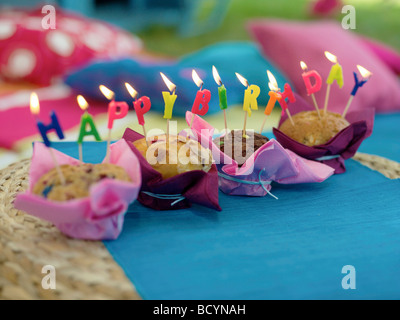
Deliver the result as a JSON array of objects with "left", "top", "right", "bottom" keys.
[
  {"left": 342, "top": 65, "right": 372, "bottom": 118},
  {"left": 30, "top": 92, "right": 66, "bottom": 184},
  {"left": 267, "top": 70, "right": 295, "bottom": 126},
  {"left": 190, "top": 69, "right": 211, "bottom": 129},
  {"left": 212, "top": 66, "right": 228, "bottom": 132},
  {"left": 300, "top": 61, "right": 322, "bottom": 119},
  {"left": 125, "top": 82, "right": 151, "bottom": 147},
  {"left": 77, "top": 95, "right": 101, "bottom": 163},
  {"left": 99, "top": 85, "right": 129, "bottom": 163},
  {"left": 235, "top": 72, "right": 260, "bottom": 137},
  {"left": 323, "top": 51, "right": 344, "bottom": 114},
  {"left": 160, "top": 72, "right": 177, "bottom": 141}
]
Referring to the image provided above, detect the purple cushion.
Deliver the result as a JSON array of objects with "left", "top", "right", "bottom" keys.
[{"left": 248, "top": 20, "right": 400, "bottom": 113}]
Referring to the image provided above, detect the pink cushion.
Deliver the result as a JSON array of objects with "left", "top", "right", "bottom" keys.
[
  {"left": 248, "top": 20, "right": 400, "bottom": 113},
  {"left": 0, "top": 7, "right": 142, "bottom": 85},
  {"left": 359, "top": 36, "right": 400, "bottom": 76}
]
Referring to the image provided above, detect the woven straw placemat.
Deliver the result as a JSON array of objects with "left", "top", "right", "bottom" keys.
[{"left": 0, "top": 153, "right": 399, "bottom": 300}]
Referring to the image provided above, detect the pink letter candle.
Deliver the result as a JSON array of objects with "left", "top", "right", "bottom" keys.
[
  {"left": 300, "top": 61, "right": 322, "bottom": 119},
  {"left": 99, "top": 85, "right": 129, "bottom": 163}
]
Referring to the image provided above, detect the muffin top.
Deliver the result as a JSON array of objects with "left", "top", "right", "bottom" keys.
[
  {"left": 133, "top": 134, "right": 213, "bottom": 179},
  {"left": 279, "top": 111, "right": 350, "bottom": 146},
  {"left": 33, "top": 163, "right": 131, "bottom": 201},
  {"left": 213, "top": 130, "right": 269, "bottom": 166}
]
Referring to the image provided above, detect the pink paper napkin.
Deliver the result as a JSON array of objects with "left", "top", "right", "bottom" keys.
[
  {"left": 185, "top": 111, "right": 334, "bottom": 197},
  {"left": 273, "top": 93, "right": 374, "bottom": 174},
  {"left": 14, "top": 139, "right": 141, "bottom": 240}
]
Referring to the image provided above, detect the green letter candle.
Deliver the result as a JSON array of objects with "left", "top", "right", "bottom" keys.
[
  {"left": 212, "top": 66, "right": 229, "bottom": 132},
  {"left": 77, "top": 95, "right": 101, "bottom": 162}
]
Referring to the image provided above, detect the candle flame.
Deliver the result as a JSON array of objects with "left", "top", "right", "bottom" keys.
[
  {"left": 99, "top": 85, "right": 115, "bottom": 100},
  {"left": 77, "top": 95, "right": 89, "bottom": 111},
  {"left": 30, "top": 92, "right": 40, "bottom": 115},
  {"left": 235, "top": 72, "right": 248, "bottom": 87},
  {"left": 160, "top": 72, "right": 176, "bottom": 93},
  {"left": 269, "top": 82, "right": 280, "bottom": 92},
  {"left": 212, "top": 65, "right": 222, "bottom": 86},
  {"left": 124, "top": 82, "right": 138, "bottom": 99},
  {"left": 267, "top": 70, "right": 279, "bottom": 92},
  {"left": 324, "top": 51, "right": 338, "bottom": 64},
  {"left": 357, "top": 65, "right": 372, "bottom": 79},
  {"left": 300, "top": 61, "right": 308, "bottom": 71},
  {"left": 192, "top": 69, "right": 204, "bottom": 88}
]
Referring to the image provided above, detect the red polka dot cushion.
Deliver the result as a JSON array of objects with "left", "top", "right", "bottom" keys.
[{"left": 0, "top": 6, "right": 143, "bottom": 85}]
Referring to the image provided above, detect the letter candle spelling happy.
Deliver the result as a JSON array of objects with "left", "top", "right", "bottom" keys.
[
  {"left": 267, "top": 70, "right": 295, "bottom": 127},
  {"left": 99, "top": 85, "right": 129, "bottom": 163},
  {"left": 30, "top": 92, "right": 66, "bottom": 184},
  {"left": 125, "top": 82, "right": 151, "bottom": 147},
  {"left": 77, "top": 95, "right": 102, "bottom": 163},
  {"left": 300, "top": 61, "right": 322, "bottom": 120}
]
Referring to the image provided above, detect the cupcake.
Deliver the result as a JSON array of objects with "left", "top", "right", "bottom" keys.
[
  {"left": 213, "top": 130, "right": 269, "bottom": 166},
  {"left": 186, "top": 111, "right": 334, "bottom": 197},
  {"left": 123, "top": 128, "right": 221, "bottom": 211},
  {"left": 279, "top": 110, "right": 350, "bottom": 146},
  {"left": 14, "top": 139, "right": 142, "bottom": 240},
  {"left": 273, "top": 93, "right": 374, "bottom": 174},
  {"left": 132, "top": 134, "right": 213, "bottom": 179},
  {"left": 33, "top": 163, "right": 131, "bottom": 201}
]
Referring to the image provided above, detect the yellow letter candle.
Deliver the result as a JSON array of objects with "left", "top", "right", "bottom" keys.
[
  {"left": 160, "top": 72, "right": 177, "bottom": 140},
  {"left": 323, "top": 51, "right": 344, "bottom": 114},
  {"left": 235, "top": 72, "right": 260, "bottom": 137}
]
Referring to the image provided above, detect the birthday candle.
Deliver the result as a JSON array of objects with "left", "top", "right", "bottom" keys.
[
  {"left": 342, "top": 65, "right": 372, "bottom": 118},
  {"left": 77, "top": 95, "right": 101, "bottom": 162},
  {"left": 125, "top": 82, "right": 151, "bottom": 145},
  {"left": 235, "top": 72, "right": 260, "bottom": 136},
  {"left": 260, "top": 72, "right": 282, "bottom": 134},
  {"left": 99, "top": 85, "right": 129, "bottom": 163},
  {"left": 30, "top": 92, "right": 65, "bottom": 184},
  {"left": 190, "top": 69, "right": 211, "bottom": 128},
  {"left": 324, "top": 51, "right": 343, "bottom": 114},
  {"left": 267, "top": 70, "right": 295, "bottom": 126},
  {"left": 160, "top": 72, "right": 177, "bottom": 140},
  {"left": 212, "top": 66, "right": 228, "bottom": 132}
]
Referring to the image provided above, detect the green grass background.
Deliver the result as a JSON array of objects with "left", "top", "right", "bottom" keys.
[{"left": 137, "top": 0, "right": 400, "bottom": 57}]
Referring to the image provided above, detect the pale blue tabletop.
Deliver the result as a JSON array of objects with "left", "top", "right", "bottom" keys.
[{"left": 51, "top": 112, "right": 400, "bottom": 299}]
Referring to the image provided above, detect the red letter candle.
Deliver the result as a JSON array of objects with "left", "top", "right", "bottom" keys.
[{"left": 190, "top": 69, "right": 210, "bottom": 128}]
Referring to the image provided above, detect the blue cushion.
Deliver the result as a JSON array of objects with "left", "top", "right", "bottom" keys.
[{"left": 64, "top": 42, "right": 290, "bottom": 116}]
